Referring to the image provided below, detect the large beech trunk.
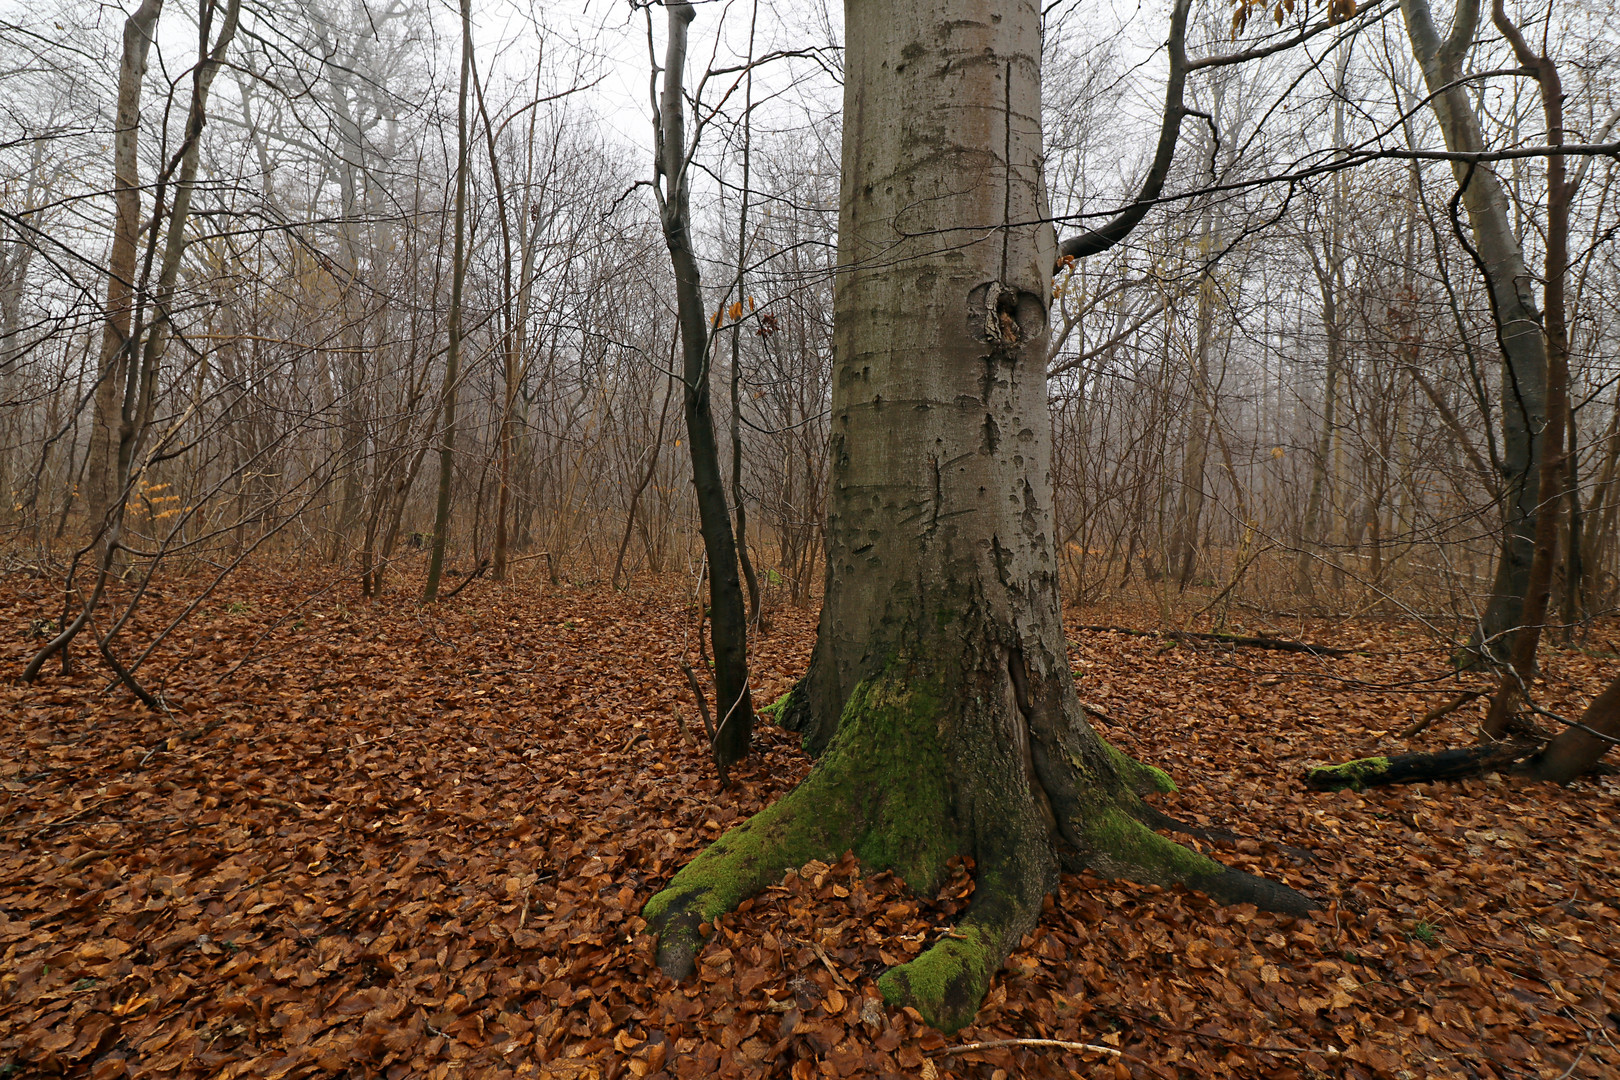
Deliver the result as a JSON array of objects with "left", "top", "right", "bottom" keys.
[{"left": 646, "top": 0, "right": 1310, "bottom": 1034}]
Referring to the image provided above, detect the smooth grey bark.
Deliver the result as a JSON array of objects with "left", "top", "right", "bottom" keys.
[
  {"left": 1297, "top": 51, "right": 1351, "bottom": 595},
  {"left": 653, "top": 2, "right": 754, "bottom": 775},
  {"left": 1170, "top": 208, "right": 1216, "bottom": 590},
  {"left": 84, "top": 0, "right": 166, "bottom": 546},
  {"left": 28, "top": 0, "right": 240, "bottom": 689},
  {"left": 652, "top": 0, "right": 1310, "bottom": 1035},
  {"left": 422, "top": 0, "right": 472, "bottom": 603},
  {"left": 728, "top": 13, "right": 763, "bottom": 624},
  {"left": 1400, "top": 0, "right": 1547, "bottom": 662},
  {"left": 1477, "top": 0, "right": 1571, "bottom": 738}
]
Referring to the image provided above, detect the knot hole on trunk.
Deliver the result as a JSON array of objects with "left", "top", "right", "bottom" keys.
[{"left": 968, "top": 281, "right": 1045, "bottom": 351}]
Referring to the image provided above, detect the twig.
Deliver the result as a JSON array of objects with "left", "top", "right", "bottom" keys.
[
  {"left": 1072, "top": 625, "right": 1349, "bottom": 656},
  {"left": 1400, "top": 690, "right": 1484, "bottom": 738},
  {"left": 928, "top": 1038, "right": 1120, "bottom": 1058},
  {"left": 439, "top": 556, "right": 491, "bottom": 600},
  {"left": 1080, "top": 701, "right": 1124, "bottom": 726},
  {"left": 681, "top": 662, "right": 715, "bottom": 742},
  {"left": 16, "top": 794, "right": 128, "bottom": 838},
  {"left": 810, "top": 942, "right": 850, "bottom": 989},
  {"left": 65, "top": 847, "right": 127, "bottom": 871},
  {"left": 670, "top": 705, "right": 694, "bottom": 745}
]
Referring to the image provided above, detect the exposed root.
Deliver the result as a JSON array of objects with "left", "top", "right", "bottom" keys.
[
  {"left": 647, "top": 666, "right": 1318, "bottom": 1030},
  {"left": 642, "top": 778, "right": 842, "bottom": 977},
  {"left": 1192, "top": 866, "right": 1318, "bottom": 916},
  {"left": 879, "top": 924, "right": 999, "bottom": 1034},
  {"left": 878, "top": 849, "right": 1050, "bottom": 1033},
  {"left": 644, "top": 671, "right": 961, "bottom": 976},
  {"left": 1104, "top": 742, "right": 1178, "bottom": 796},
  {"left": 1081, "top": 805, "right": 1317, "bottom": 917}
]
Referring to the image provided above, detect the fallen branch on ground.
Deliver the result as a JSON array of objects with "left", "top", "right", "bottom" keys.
[
  {"left": 1073, "top": 626, "right": 1349, "bottom": 656},
  {"left": 1305, "top": 740, "right": 1539, "bottom": 791},
  {"left": 928, "top": 1038, "right": 1120, "bottom": 1057},
  {"left": 1399, "top": 690, "right": 1486, "bottom": 738}
]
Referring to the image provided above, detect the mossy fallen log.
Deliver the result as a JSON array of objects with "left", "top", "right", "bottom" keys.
[
  {"left": 1304, "top": 741, "right": 1538, "bottom": 791},
  {"left": 1072, "top": 626, "right": 1350, "bottom": 657}
]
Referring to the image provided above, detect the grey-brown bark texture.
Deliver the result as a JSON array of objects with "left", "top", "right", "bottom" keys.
[
  {"left": 84, "top": 0, "right": 165, "bottom": 546},
  {"left": 657, "top": 3, "right": 754, "bottom": 774},
  {"left": 646, "top": 0, "right": 1311, "bottom": 1034},
  {"left": 1400, "top": 0, "right": 1547, "bottom": 662}
]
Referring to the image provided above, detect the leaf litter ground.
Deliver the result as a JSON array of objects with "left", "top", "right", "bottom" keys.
[{"left": 3, "top": 570, "right": 1618, "bottom": 1080}]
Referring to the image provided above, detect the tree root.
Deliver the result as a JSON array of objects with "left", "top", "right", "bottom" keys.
[
  {"left": 647, "top": 670, "right": 1318, "bottom": 1031},
  {"left": 1082, "top": 806, "right": 1317, "bottom": 916},
  {"left": 645, "top": 673, "right": 961, "bottom": 976},
  {"left": 642, "top": 775, "right": 843, "bottom": 978}
]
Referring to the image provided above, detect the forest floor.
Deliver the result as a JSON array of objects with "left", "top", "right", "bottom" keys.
[{"left": 2, "top": 566, "right": 1619, "bottom": 1080}]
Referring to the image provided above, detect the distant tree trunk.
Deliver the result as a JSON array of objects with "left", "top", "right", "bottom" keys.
[
  {"left": 423, "top": 0, "right": 472, "bottom": 603},
  {"left": 1477, "top": 0, "right": 1571, "bottom": 737},
  {"left": 1561, "top": 408, "right": 1584, "bottom": 636},
  {"left": 1170, "top": 209, "right": 1214, "bottom": 591},
  {"left": 648, "top": 0, "right": 1307, "bottom": 1036},
  {"left": 1401, "top": 0, "right": 1547, "bottom": 664},
  {"left": 613, "top": 361, "right": 676, "bottom": 590},
  {"left": 654, "top": 3, "right": 753, "bottom": 775},
  {"left": 729, "top": 33, "right": 763, "bottom": 624},
  {"left": 471, "top": 48, "right": 538, "bottom": 584},
  {"left": 84, "top": 0, "right": 166, "bottom": 548},
  {"left": 1296, "top": 64, "right": 1350, "bottom": 596}
]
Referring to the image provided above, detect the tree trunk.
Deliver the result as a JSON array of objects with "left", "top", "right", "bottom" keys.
[
  {"left": 85, "top": 0, "right": 165, "bottom": 546},
  {"left": 648, "top": 0, "right": 1310, "bottom": 1034},
  {"left": 1522, "top": 672, "right": 1620, "bottom": 783},
  {"left": 613, "top": 362, "right": 676, "bottom": 591},
  {"left": 729, "top": 110, "right": 762, "bottom": 626},
  {"left": 1297, "top": 61, "right": 1350, "bottom": 596},
  {"left": 1170, "top": 209, "right": 1214, "bottom": 591},
  {"left": 656, "top": 3, "right": 753, "bottom": 774},
  {"left": 423, "top": 0, "right": 472, "bottom": 603},
  {"left": 1477, "top": 0, "right": 1571, "bottom": 737},
  {"left": 1400, "top": 0, "right": 1547, "bottom": 664}
]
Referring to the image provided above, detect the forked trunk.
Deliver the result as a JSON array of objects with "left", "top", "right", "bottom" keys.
[
  {"left": 1400, "top": 0, "right": 1547, "bottom": 663},
  {"left": 85, "top": 0, "right": 164, "bottom": 546},
  {"left": 647, "top": 0, "right": 1310, "bottom": 1033}
]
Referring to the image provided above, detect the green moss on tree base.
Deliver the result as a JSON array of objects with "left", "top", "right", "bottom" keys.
[
  {"left": 641, "top": 781, "right": 835, "bottom": 929},
  {"left": 1104, "top": 742, "right": 1177, "bottom": 794},
  {"left": 758, "top": 688, "right": 795, "bottom": 722},
  {"left": 643, "top": 666, "right": 963, "bottom": 975},
  {"left": 1085, "top": 806, "right": 1221, "bottom": 883},
  {"left": 878, "top": 924, "right": 995, "bottom": 1034},
  {"left": 1305, "top": 756, "right": 1391, "bottom": 792}
]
